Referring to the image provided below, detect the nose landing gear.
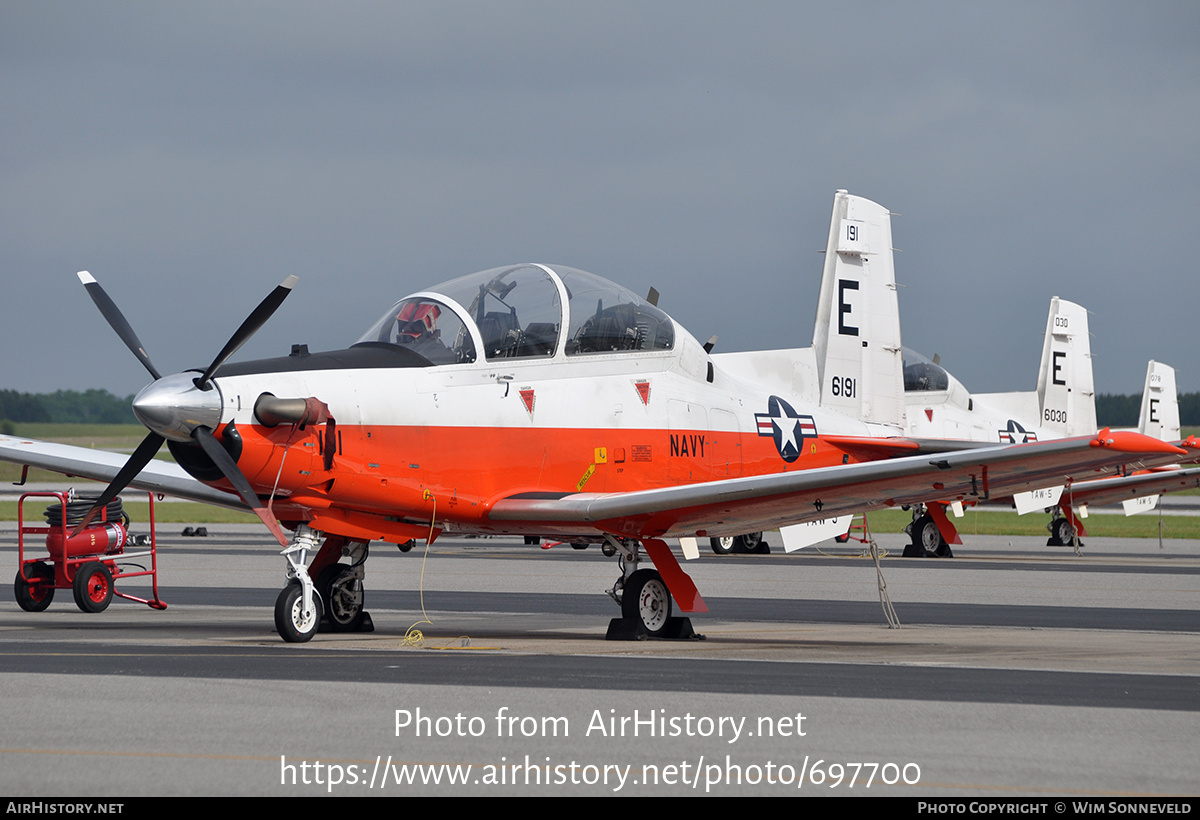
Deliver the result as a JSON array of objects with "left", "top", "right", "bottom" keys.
[{"left": 273, "top": 526, "right": 373, "bottom": 642}]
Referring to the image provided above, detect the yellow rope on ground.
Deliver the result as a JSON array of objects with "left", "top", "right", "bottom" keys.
[{"left": 403, "top": 490, "right": 446, "bottom": 647}]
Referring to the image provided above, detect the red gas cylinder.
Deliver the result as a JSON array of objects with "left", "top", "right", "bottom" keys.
[{"left": 45, "top": 522, "right": 127, "bottom": 558}]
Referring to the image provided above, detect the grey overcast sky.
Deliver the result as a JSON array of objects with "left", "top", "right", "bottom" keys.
[{"left": 2, "top": 1, "right": 1197, "bottom": 398}]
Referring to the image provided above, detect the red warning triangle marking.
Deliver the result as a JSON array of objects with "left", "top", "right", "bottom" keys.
[
  {"left": 520, "top": 388, "right": 536, "bottom": 415},
  {"left": 925, "top": 408, "right": 934, "bottom": 422},
  {"left": 634, "top": 380, "right": 651, "bottom": 405}
]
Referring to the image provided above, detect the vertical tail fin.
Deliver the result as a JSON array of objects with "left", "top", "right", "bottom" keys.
[
  {"left": 812, "top": 190, "right": 905, "bottom": 429},
  {"left": 1139, "top": 360, "right": 1180, "bottom": 441},
  {"left": 1034, "top": 297, "right": 1096, "bottom": 436}
]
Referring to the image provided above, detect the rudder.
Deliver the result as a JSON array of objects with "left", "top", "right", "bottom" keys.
[
  {"left": 812, "top": 190, "right": 905, "bottom": 429},
  {"left": 1034, "top": 297, "right": 1096, "bottom": 437}
]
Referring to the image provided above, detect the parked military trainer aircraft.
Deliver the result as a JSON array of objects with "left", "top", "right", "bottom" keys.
[
  {"left": 897, "top": 296, "right": 1097, "bottom": 554},
  {"left": 1, "top": 193, "right": 1185, "bottom": 642},
  {"left": 901, "top": 323, "right": 1196, "bottom": 552},
  {"left": 1038, "top": 360, "right": 1198, "bottom": 545}
]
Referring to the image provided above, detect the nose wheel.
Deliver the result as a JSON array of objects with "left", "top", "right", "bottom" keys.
[
  {"left": 275, "top": 524, "right": 321, "bottom": 643},
  {"left": 275, "top": 583, "right": 323, "bottom": 643}
]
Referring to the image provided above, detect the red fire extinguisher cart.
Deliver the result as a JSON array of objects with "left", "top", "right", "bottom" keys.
[{"left": 14, "top": 490, "right": 167, "bottom": 613}]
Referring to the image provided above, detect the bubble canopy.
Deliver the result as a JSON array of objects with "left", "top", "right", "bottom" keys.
[
  {"left": 902, "top": 348, "right": 951, "bottom": 392},
  {"left": 355, "top": 264, "right": 675, "bottom": 364}
]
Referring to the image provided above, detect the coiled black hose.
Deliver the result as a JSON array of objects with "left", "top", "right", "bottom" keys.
[{"left": 43, "top": 494, "right": 126, "bottom": 528}]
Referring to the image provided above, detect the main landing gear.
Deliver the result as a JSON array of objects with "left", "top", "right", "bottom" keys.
[
  {"left": 603, "top": 535, "right": 698, "bottom": 641},
  {"left": 708, "top": 531, "right": 769, "bottom": 555},
  {"left": 1046, "top": 514, "right": 1082, "bottom": 548},
  {"left": 903, "top": 505, "right": 953, "bottom": 558},
  {"left": 273, "top": 525, "right": 374, "bottom": 643}
]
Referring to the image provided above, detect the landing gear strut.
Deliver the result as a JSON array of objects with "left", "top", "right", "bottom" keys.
[
  {"left": 275, "top": 524, "right": 322, "bottom": 643},
  {"left": 273, "top": 527, "right": 375, "bottom": 641},
  {"left": 603, "top": 535, "right": 698, "bottom": 641}
]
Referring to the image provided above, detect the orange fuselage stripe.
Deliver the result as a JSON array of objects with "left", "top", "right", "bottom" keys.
[{"left": 221, "top": 423, "right": 858, "bottom": 529}]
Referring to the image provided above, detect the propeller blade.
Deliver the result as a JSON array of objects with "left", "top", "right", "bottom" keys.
[
  {"left": 192, "top": 426, "right": 289, "bottom": 547},
  {"left": 70, "top": 431, "right": 165, "bottom": 535},
  {"left": 77, "top": 271, "right": 162, "bottom": 380},
  {"left": 194, "top": 274, "right": 299, "bottom": 389}
]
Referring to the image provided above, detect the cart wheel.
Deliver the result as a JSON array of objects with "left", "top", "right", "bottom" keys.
[
  {"left": 72, "top": 561, "right": 114, "bottom": 613},
  {"left": 274, "top": 583, "right": 322, "bottom": 643},
  {"left": 15, "top": 562, "right": 55, "bottom": 612}
]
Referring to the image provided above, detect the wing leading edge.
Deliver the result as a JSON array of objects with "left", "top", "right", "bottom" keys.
[{"left": 0, "top": 434, "right": 248, "bottom": 510}]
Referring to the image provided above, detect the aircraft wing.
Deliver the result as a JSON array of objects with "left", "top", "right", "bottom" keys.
[
  {"left": 1059, "top": 466, "right": 1200, "bottom": 510},
  {"left": 1172, "top": 436, "right": 1200, "bottom": 465},
  {"left": 0, "top": 434, "right": 248, "bottom": 510},
  {"left": 489, "top": 432, "right": 1186, "bottom": 538}
]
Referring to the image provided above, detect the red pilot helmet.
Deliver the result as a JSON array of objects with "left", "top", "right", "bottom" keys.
[{"left": 395, "top": 301, "right": 440, "bottom": 339}]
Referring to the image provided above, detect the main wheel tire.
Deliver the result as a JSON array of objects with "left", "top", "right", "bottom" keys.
[
  {"left": 737, "top": 532, "right": 768, "bottom": 554},
  {"left": 317, "top": 565, "right": 365, "bottom": 633},
  {"left": 621, "top": 569, "right": 673, "bottom": 637},
  {"left": 72, "top": 561, "right": 114, "bottom": 613},
  {"left": 709, "top": 536, "right": 735, "bottom": 555},
  {"left": 911, "top": 515, "right": 948, "bottom": 558},
  {"left": 732, "top": 532, "right": 762, "bottom": 554},
  {"left": 274, "top": 583, "right": 323, "bottom": 643},
  {"left": 1052, "top": 518, "right": 1076, "bottom": 545},
  {"left": 15, "top": 562, "right": 55, "bottom": 612}
]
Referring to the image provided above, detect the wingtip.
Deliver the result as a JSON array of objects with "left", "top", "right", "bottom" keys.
[
  {"left": 280, "top": 274, "right": 299, "bottom": 290},
  {"left": 1093, "top": 429, "right": 1188, "bottom": 455},
  {"left": 77, "top": 270, "right": 96, "bottom": 284}
]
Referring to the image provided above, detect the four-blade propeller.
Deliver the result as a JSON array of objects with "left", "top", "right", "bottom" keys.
[{"left": 71, "top": 271, "right": 296, "bottom": 545}]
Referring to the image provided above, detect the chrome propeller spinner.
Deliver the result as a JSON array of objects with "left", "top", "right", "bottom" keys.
[{"left": 72, "top": 270, "right": 298, "bottom": 545}]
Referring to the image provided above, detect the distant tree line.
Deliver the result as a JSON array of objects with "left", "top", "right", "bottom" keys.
[
  {"left": 0, "top": 389, "right": 137, "bottom": 427},
  {"left": 1089, "top": 393, "right": 1199, "bottom": 428}
]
